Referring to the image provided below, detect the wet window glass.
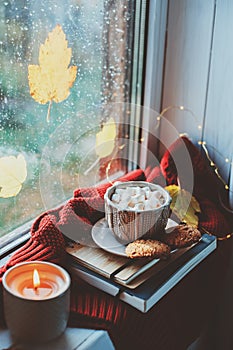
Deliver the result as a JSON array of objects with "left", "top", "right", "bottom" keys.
[{"left": 0, "top": 0, "right": 142, "bottom": 240}]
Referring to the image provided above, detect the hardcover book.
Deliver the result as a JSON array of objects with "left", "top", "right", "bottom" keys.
[{"left": 66, "top": 233, "right": 217, "bottom": 313}]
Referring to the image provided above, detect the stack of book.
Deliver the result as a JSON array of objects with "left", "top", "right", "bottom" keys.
[{"left": 66, "top": 233, "right": 216, "bottom": 313}]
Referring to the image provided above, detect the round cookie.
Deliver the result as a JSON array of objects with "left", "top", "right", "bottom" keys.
[
  {"left": 125, "top": 239, "right": 171, "bottom": 259},
  {"left": 163, "top": 224, "right": 201, "bottom": 248}
]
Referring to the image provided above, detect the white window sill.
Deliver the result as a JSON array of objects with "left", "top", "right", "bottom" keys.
[{"left": 0, "top": 326, "right": 115, "bottom": 350}]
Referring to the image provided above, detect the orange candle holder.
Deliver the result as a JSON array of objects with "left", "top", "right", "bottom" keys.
[{"left": 2, "top": 261, "right": 71, "bottom": 344}]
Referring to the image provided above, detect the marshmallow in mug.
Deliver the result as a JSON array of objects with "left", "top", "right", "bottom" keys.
[{"left": 111, "top": 185, "right": 166, "bottom": 211}]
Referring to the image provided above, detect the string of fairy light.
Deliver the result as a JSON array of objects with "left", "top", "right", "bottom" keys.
[
  {"left": 198, "top": 141, "right": 232, "bottom": 192},
  {"left": 158, "top": 105, "right": 233, "bottom": 241},
  {"left": 159, "top": 105, "right": 233, "bottom": 195}
]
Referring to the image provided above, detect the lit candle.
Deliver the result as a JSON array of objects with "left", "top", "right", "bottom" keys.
[
  {"left": 18, "top": 268, "right": 54, "bottom": 299},
  {"left": 2, "top": 261, "right": 71, "bottom": 344}
]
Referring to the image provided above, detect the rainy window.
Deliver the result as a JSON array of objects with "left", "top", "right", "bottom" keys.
[{"left": 0, "top": 0, "right": 147, "bottom": 243}]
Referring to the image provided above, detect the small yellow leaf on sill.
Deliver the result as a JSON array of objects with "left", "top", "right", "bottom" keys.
[
  {"left": 0, "top": 154, "right": 27, "bottom": 198},
  {"left": 28, "top": 24, "right": 77, "bottom": 121},
  {"left": 165, "top": 184, "right": 201, "bottom": 227},
  {"left": 95, "top": 117, "right": 117, "bottom": 158}
]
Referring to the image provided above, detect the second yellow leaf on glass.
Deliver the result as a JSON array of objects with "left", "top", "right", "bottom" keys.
[{"left": 95, "top": 118, "right": 117, "bottom": 158}]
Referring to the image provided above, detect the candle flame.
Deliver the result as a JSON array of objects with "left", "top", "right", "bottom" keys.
[{"left": 33, "top": 269, "right": 40, "bottom": 289}]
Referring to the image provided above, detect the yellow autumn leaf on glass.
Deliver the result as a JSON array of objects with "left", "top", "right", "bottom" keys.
[
  {"left": 95, "top": 117, "right": 117, "bottom": 158},
  {"left": 0, "top": 154, "right": 27, "bottom": 198},
  {"left": 165, "top": 185, "right": 201, "bottom": 227},
  {"left": 28, "top": 24, "right": 77, "bottom": 121}
]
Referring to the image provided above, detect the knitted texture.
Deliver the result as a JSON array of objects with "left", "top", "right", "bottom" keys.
[
  {"left": 198, "top": 199, "right": 231, "bottom": 236},
  {"left": 160, "top": 136, "right": 232, "bottom": 236},
  {"left": 0, "top": 168, "right": 146, "bottom": 279},
  {"left": 160, "top": 136, "right": 220, "bottom": 201},
  {"left": 0, "top": 210, "right": 66, "bottom": 278},
  {"left": 144, "top": 165, "right": 166, "bottom": 186}
]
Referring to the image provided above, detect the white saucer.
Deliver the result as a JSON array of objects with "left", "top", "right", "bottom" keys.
[{"left": 91, "top": 218, "right": 178, "bottom": 257}]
